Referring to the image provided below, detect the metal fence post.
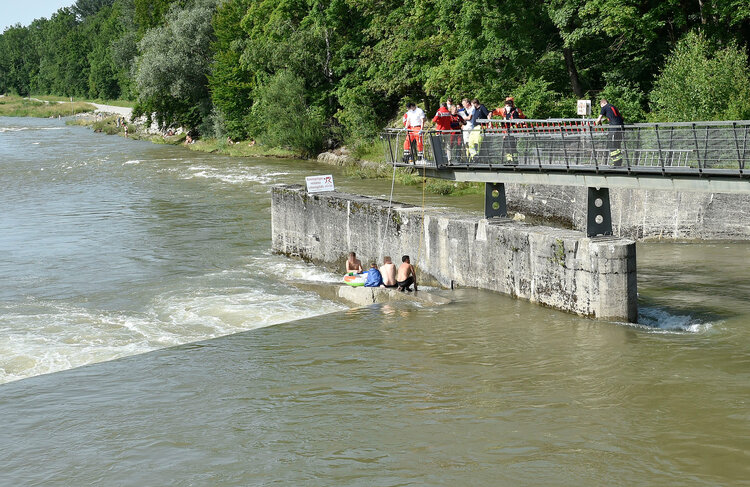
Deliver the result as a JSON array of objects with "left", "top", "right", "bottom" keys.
[
  {"left": 732, "top": 122, "right": 743, "bottom": 174},
  {"left": 655, "top": 124, "right": 665, "bottom": 174},
  {"left": 588, "top": 123, "right": 598, "bottom": 168}
]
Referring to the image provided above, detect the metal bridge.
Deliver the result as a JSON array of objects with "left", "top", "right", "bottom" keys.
[{"left": 382, "top": 119, "right": 750, "bottom": 236}]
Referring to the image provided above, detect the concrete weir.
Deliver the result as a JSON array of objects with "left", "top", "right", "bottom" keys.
[{"left": 271, "top": 185, "right": 638, "bottom": 322}]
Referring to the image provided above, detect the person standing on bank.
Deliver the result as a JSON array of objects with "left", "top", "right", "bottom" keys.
[{"left": 595, "top": 98, "right": 624, "bottom": 167}]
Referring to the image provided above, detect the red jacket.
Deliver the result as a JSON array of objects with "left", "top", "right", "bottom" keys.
[{"left": 432, "top": 106, "right": 453, "bottom": 131}]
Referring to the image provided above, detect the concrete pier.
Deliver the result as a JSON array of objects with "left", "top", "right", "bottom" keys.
[{"left": 272, "top": 185, "right": 638, "bottom": 322}]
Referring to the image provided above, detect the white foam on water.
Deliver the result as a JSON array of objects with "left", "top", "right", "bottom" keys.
[
  {"left": 0, "top": 126, "right": 65, "bottom": 133},
  {"left": 260, "top": 259, "right": 342, "bottom": 283},
  {"left": 185, "top": 165, "right": 290, "bottom": 185},
  {"left": 123, "top": 160, "right": 141, "bottom": 165},
  {"left": 634, "top": 306, "right": 715, "bottom": 334},
  {"left": 0, "top": 277, "right": 346, "bottom": 384}
]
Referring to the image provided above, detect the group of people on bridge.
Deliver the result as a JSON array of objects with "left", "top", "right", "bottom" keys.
[
  {"left": 402, "top": 97, "right": 526, "bottom": 163},
  {"left": 402, "top": 97, "right": 624, "bottom": 165}
]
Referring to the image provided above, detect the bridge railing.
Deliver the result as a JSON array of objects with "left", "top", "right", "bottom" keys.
[{"left": 382, "top": 119, "right": 750, "bottom": 176}]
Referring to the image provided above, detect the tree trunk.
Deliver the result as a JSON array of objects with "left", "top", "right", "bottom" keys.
[{"left": 563, "top": 47, "right": 584, "bottom": 97}]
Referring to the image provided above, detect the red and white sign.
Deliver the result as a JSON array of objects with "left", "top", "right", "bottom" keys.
[
  {"left": 306, "top": 175, "right": 335, "bottom": 193},
  {"left": 577, "top": 99, "right": 592, "bottom": 116}
]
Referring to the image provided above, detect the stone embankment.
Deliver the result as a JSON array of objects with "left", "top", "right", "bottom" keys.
[
  {"left": 272, "top": 185, "right": 638, "bottom": 322},
  {"left": 289, "top": 281, "right": 451, "bottom": 307}
]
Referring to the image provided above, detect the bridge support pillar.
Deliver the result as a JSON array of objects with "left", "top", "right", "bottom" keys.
[
  {"left": 485, "top": 183, "right": 507, "bottom": 219},
  {"left": 587, "top": 187, "right": 613, "bottom": 237}
]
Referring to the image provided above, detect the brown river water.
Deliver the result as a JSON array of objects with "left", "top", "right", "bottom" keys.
[{"left": 0, "top": 117, "right": 748, "bottom": 485}]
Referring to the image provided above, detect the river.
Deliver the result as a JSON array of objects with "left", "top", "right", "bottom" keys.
[{"left": 0, "top": 116, "right": 748, "bottom": 486}]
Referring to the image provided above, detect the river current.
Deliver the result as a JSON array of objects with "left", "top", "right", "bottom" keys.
[{"left": 0, "top": 117, "right": 748, "bottom": 485}]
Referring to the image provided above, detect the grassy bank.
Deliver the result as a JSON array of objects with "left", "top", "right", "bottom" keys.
[
  {"left": 0, "top": 94, "right": 95, "bottom": 117},
  {"left": 188, "top": 138, "right": 298, "bottom": 159},
  {"left": 344, "top": 162, "right": 483, "bottom": 196}
]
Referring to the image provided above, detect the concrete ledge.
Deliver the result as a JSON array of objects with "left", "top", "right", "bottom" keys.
[
  {"left": 290, "top": 281, "right": 451, "bottom": 307},
  {"left": 272, "top": 185, "right": 637, "bottom": 322}
]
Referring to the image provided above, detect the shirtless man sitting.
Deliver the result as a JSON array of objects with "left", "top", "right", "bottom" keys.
[
  {"left": 346, "top": 251, "right": 363, "bottom": 274},
  {"left": 380, "top": 256, "right": 398, "bottom": 288},
  {"left": 396, "top": 255, "right": 418, "bottom": 292}
]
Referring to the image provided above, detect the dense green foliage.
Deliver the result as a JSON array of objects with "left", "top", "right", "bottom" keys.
[
  {"left": 1, "top": 0, "right": 749, "bottom": 154},
  {"left": 650, "top": 32, "right": 750, "bottom": 121}
]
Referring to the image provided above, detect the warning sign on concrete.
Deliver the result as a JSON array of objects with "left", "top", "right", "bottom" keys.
[{"left": 305, "top": 175, "right": 335, "bottom": 193}]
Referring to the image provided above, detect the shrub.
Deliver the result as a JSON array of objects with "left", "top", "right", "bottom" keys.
[
  {"left": 251, "top": 70, "right": 328, "bottom": 158},
  {"left": 649, "top": 31, "right": 750, "bottom": 122}
]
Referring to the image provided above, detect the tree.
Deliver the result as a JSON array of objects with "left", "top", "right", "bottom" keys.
[
  {"left": 133, "top": 0, "right": 218, "bottom": 130},
  {"left": 0, "top": 25, "right": 35, "bottom": 96},
  {"left": 650, "top": 31, "right": 750, "bottom": 121},
  {"left": 209, "top": 0, "right": 254, "bottom": 139},
  {"left": 72, "top": 0, "right": 116, "bottom": 20}
]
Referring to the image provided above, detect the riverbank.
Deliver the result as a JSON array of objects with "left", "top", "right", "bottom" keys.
[
  {"left": 67, "top": 112, "right": 483, "bottom": 197},
  {"left": 0, "top": 94, "right": 95, "bottom": 118}
]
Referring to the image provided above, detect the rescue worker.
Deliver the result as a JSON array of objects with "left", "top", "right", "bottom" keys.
[
  {"left": 595, "top": 98, "right": 624, "bottom": 167},
  {"left": 491, "top": 97, "right": 526, "bottom": 164},
  {"left": 432, "top": 102, "right": 452, "bottom": 131},
  {"left": 402, "top": 102, "right": 426, "bottom": 163},
  {"left": 433, "top": 102, "right": 454, "bottom": 164},
  {"left": 448, "top": 104, "right": 464, "bottom": 163},
  {"left": 492, "top": 96, "right": 526, "bottom": 120}
]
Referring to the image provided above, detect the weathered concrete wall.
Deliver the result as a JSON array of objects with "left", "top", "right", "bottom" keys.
[
  {"left": 272, "top": 185, "right": 637, "bottom": 322},
  {"left": 506, "top": 184, "right": 750, "bottom": 240}
]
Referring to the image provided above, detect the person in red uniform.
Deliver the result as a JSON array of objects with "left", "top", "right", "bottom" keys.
[
  {"left": 491, "top": 96, "right": 526, "bottom": 120},
  {"left": 402, "top": 102, "right": 426, "bottom": 163},
  {"left": 432, "top": 102, "right": 452, "bottom": 131}
]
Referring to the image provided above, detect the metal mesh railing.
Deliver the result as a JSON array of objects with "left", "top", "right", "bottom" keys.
[{"left": 382, "top": 119, "right": 750, "bottom": 176}]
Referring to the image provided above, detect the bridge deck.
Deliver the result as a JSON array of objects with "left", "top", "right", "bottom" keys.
[{"left": 383, "top": 119, "right": 750, "bottom": 193}]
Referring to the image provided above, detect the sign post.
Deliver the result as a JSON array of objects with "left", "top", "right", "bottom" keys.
[{"left": 305, "top": 175, "right": 335, "bottom": 193}]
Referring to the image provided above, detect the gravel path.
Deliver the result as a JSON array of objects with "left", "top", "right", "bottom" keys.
[
  {"left": 26, "top": 97, "right": 133, "bottom": 119},
  {"left": 90, "top": 103, "right": 133, "bottom": 119}
]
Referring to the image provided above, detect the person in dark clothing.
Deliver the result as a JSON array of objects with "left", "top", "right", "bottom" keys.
[
  {"left": 595, "top": 98, "right": 625, "bottom": 166},
  {"left": 466, "top": 99, "right": 490, "bottom": 161},
  {"left": 469, "top": 98, "right": 490, "bottom": 127},
  {"left": 492, "top": 97, "right": 526, "bottom": 164}
]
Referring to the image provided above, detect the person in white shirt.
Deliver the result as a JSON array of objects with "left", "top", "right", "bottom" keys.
[
  {"left": 402, "top": 102, "right": 426, "bottom": 162},
  {"left": 458, "top": 98, "right": 475, "bottom": 151}
]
